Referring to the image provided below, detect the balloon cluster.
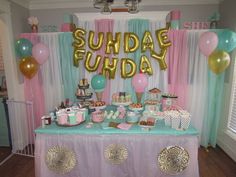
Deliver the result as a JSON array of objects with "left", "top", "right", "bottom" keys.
[
  {"left": 198, "top": 29, "right": 236, "bottom": 74},
  {"left": 15, "top": 38, "right": 49, "bottom": 79}
]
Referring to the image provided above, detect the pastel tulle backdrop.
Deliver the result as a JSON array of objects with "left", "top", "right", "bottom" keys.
[
  {"left": 15, "top": 38, "right": 33, "bottom": 58},
  {"left": 32, "top": 43, "right": 50, "bottom": 64},
  {"left": 198, "top": 32, "right": 218, "bottom": 57}
]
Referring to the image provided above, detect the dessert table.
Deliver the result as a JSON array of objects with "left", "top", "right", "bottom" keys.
[{"left": 34, "top": 108, "right": 199, "bottom": 177}]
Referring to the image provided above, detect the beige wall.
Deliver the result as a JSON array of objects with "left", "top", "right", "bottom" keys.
[
  {"left": 11, "top": 2, "right": 30, "bottom": 38},
  {"left": 30, "top": 4, "right": 218, "bottom": 32}
]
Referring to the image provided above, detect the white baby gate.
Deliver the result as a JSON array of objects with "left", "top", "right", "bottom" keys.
[{"left": 7, "top": 99, "right": 35, "bottom": 157}]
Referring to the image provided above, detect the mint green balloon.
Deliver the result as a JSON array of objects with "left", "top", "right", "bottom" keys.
[
  {"left": 91, "top": 74, "right": 106, "bottom": 92},
  {"left": 217, "top": 29, "right": 236, "bottom": 52},
  {"left": 15, "top": 38, "right": 33, "bottom": 58}
]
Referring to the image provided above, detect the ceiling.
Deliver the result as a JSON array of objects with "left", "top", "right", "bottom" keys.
[{"left": 10, "top": 0, "right": 223, "bottom": 10}]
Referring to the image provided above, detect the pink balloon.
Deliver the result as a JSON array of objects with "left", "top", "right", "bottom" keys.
[
  {"left": 132, "top": 73, "right": 148, "bottom": 92},
  {"left": 198, "top": 32, "right": 218, "bottom": 57},
  {"left": 32, "top": 43, "right": 49, "bottom": 64}
]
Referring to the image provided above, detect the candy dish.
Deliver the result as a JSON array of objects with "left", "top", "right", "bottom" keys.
[
  {"left": 126, "top": 111, "right": 141, "bottom": 124},
  {"left": 129, "top": 103, "right": 143, "bottom": 112},
  {"left": 91, "top": 110, "right": 105, "bottom": 123},
  {"left": 138, "top": 117, "right": 156, "bottom": 130}
]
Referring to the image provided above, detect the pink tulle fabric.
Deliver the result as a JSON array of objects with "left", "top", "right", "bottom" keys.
[
  {"left": 167, "top": 30, "right": 189, "bottom": 109},
  {"left": 20, "top": 33, "right": 46, "bottom": 127},
  {"left": 95, "top": 19, "right": 114, "bottom": 104}
]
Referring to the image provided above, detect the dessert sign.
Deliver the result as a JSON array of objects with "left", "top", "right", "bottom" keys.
[{"left": 72, "top": 26, "right": 171, "bottom": 79}]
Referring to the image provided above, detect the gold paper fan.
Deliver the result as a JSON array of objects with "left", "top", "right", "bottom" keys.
[
  {"left": 45, "top": 146, "right": 76, "bottom": 174},
  {"left": 157, "top": 146, "right": 189, "bottom": 175},
  {"left": 104, "top": 144, "right": 128, "bottom": 165}
]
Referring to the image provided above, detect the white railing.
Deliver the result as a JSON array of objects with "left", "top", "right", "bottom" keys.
[{"left": 7, "top": 99, "right": 35, "bottom": 157}]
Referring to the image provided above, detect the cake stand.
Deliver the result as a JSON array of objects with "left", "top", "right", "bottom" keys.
[
  {"left": 89, "top": 105, "right": 106, "bottom": 111},
  {"left": 112, "top": 102, "right": 131, "bottom": 115},
  {"left": 128, "top": 106, "right": 144, "bottom": 112},
  {"left": 76, "top": 84, "right": 93, "bottom": 108},
  {"left": 112, "top": 101, "right": 132, "bottom": 109}
]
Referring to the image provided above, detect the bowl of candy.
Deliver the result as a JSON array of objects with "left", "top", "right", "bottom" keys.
[{"left": 139, "top": 117, "right": 156, "bottom": 130}]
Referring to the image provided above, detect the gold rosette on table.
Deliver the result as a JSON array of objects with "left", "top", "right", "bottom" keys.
[
  {"left": 45, "top": 146, "right": 77, "bottom": 174},
  {"left": 104, "top": 144, "right": 128, "bottom": 165},
  {"left": 157, "top": 146, "right": 189, "bottom": 175}
]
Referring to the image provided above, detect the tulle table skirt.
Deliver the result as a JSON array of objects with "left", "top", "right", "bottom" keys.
[{"left": 35, "top": 133, "right": 199, "bottom": 177}]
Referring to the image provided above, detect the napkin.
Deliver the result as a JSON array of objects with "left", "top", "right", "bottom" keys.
[{"left": 117, "top": 123, "right": 132, "bottom": 130}]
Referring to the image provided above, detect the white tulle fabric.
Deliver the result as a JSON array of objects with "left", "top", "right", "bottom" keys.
[
  {"left": 38, "top": 33, "right": 64, "bottom": 113},
  {"left": 77, "top": 19, "right": 97, "bottom": 100},
  {"left": 148, "top": 20, "right": 168, "bottom": 93},
  {"left": 74, "top": 14, "right": 168, "bottom": 103},
  {"left": 186, "top": 30, "right": 208, "bottom": 144}
]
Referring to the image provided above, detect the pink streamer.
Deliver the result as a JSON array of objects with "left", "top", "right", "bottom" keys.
[
  {"left": 20, "top": 33, "right": 46, "bottom": 128},
  {"left": 95, "top": 19, "right": 114, "bottom": 104},
  {"left": 167, "top": 30, "right": 189, "bottom": 109}
]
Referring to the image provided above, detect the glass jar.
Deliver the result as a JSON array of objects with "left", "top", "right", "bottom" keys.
[{"left": 161, "top": 94, "right": 178, "bottom": 111}]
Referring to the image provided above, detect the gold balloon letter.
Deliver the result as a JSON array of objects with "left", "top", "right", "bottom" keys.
[
  {"left": 151, "top": 48, "right": 168, "bottom": 70},
  {"left": 73, "top": 28, "right": 86, "bottom": 48},
  {"left": 139, "top": 55, "right": 153, "bottom": 75},
  {"left": 84, "top": 51, "right": 102, "bottom": 72},
  {"left": 141, "top": 31, "right": 154, "bottom": 53},
  {"left": 102, "top": 57, "right": 118, "bottom": 79},
  {"left": 121, "top": 58, "right": 137, "bottom": 78},
  {"left": 73, "top": 49, "right": 85, "bottom": 67},
  {"left": 156, "top": 28, "right": 171, "bottom": 48},
  {"left": 124, "top": 32, "right": 139, "bottom": 53},
  {"left": 88, "top": 31, "right": 104, "bottom": 51},
  {"left": 106, "top": 32, "right": 121, "bottom": 54}
]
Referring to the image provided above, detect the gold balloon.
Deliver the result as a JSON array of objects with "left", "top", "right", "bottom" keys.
[
  {"left": 73, "top": 28, "right": 86, "bottom": 48},
  {"left": 88, "top": 31, "right": 104, "bottom": 51},
  {"left": 19, "top": 56, "right": 39, "bottom": 79},
  {"left": 151, "top": 48, "right": 168, "bottom": 70},
  {"left": 73, "top": 49, "right": 85, "bottom": 67},
  {"left": 140, "top": 55, "right": 153, "bottom": 75},
  {"left": 102, "top": 57, "right": 118, "bottom": 79},
  {"left": 156, "top": 28, "right": 171, "bottom": 48},
  {"left": 141, "top": 31, "right": 154, "bottom": 53},
  {"left": 106, "top": 32, "right": 121, "bottom": 54},
  {"left": 124, "top": 32, "right": 139, "bottom": 53},
  {"left": 120, "top": 58, "right": 137, "bottom": 78},
  {"left": 84, "top": 51, "right": 102, "bottom": 72},
  {"left": 208, "top": 50, "right": 230, "bottom": 74}
]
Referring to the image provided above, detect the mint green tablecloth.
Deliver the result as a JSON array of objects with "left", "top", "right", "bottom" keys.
[{"left": 35, "top": 120, "right": 198, "bottom": 136}]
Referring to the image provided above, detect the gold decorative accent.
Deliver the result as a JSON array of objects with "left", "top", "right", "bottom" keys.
[
  {"left": 158, "top": 146, "right": 189, "bottom": 175},
  {"left": 45, "top": 146, "right": 76, "bottom": 174},
  {"left": 104, "top": 144, "right": 128, "bottom": 165}
]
